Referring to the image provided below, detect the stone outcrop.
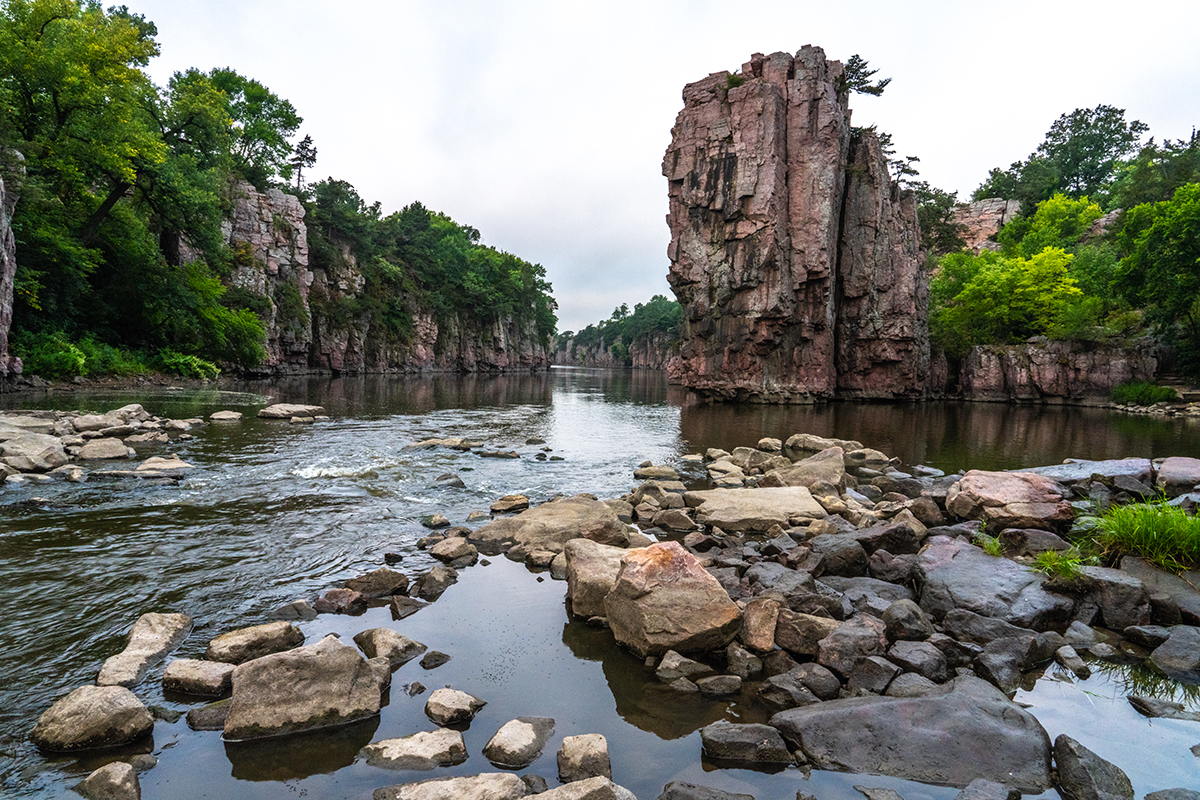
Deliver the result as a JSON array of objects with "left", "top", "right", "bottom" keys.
[
  {"left": 950, "top": 198, "right": 1021, "bottom": 253},
  {"left": 0, "top": 151, "right": 23, "bottom": 380},
  {"left": 663, "top": 48, "right": 928, "bottom": 402},
  {"left": 553, "top": 331, "right": 678, "bottom": 369},
  {"left": 958, "top": 340, "right": 1158, "bottom": 402}
]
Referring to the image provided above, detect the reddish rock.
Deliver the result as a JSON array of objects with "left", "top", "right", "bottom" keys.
[
  {"left": 950, "top": 198, "right": 1021, "bottom": 253},
  {"left": 0, "top": 152, "right": 22, "bottom": 378},
  {"left": 959, "top": 340, "right": 1156, "bottom": 402},
  {"left": 946, "top": 471, "right": 1073, "bottom": 533}
]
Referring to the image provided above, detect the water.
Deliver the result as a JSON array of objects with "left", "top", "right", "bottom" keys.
[{"left": 2, "top": 367, "right": 1198, "bottom": 799}]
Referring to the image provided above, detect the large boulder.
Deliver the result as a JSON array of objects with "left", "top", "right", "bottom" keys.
[
  {"left": 1078, "top": 566, "right": 1150, "bottom": 630},
  {"left": 373, "top": 773, "right": 528, "bottom": 800},
  {"left": 946, "top": 471, "right": 1073, "bottom": 532},
  {"left": 1157, "top": 457, "right": 1200, "bottom": 497},
  {"left": 30, "top": 685, "right": 154, "bottom": 751},
  {"left": 258, "top": 403, "right": 325, "bottom": 419},
  {"left": 565, "top": 538, "right": 629, "bottom": 618},
  {"left": 684, "top": 487, "right": 826, "bottom": 532},
  {"left": 470, "top": 495, "right": 630, "bottom": 555},
  {"left": 918, "top": 536, "right": 1074, "bottom": 630},
  {"left": 1, "top": 432, "right": 68, "bottom": 472},
  {"left": 604, "top": 541, "right": 741, "bottom": 658},
  {"left": 769, "top": 676, "right": 1053, "bottom": 790},
  {"left": 765, "top": 447, "right": 846, "bottom": 490},
  {"left": 482, "top": 716, "right": 555, "bottom": 768},
  {"left": 1120, "top": 557, "right": 1200, "bottom": 624},
  {"left": 1053, "top": 734, "right": 1133, "bottom": 800},
  {"left": 205, "top": 621, "right": 304, "bottom": 664},
  {"left": 77, "top": 437, "right": 134, "bottom": 460},
  {"left": 817, "top": 615, "right": 889, "bottom": 677},
  {"left": 223, "top": 635, "right": 381, "bottom": 740},
  {"left": 97, "top": 612, "right": 193, "bottom": 688}
]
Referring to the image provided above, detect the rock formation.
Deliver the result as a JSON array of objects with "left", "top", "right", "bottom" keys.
[
  {"left": 663, "top": 47, "right": 928, "bottom": 402},
  {"left": 0, "top": 151, "right": 24, "bottom": 381},
  {"left": 552, "top": 331, "right": 677, "bottom": 369},
  {"left": 951, "top": 198, "right": 1022, "bottom": 253},
  {"left": 960, "top": 339, "right": 1157, "bottom": 402}
]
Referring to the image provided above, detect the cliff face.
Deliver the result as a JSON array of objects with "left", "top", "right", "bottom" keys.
[
  {"left": 215, "top": 183, "right": 548, "bottom": 374},
  {"left": 959, "top": 340, "right": 1157, "bottom": 403},
  {"left": 552, "top": 331, "right": 678, "bottom": 369},
  {"left": 663, "top": 48, "right": 927, "bottom": 402},
  {"left": 951, "top": 198, "right": 1021, "bottom": 253},
  {"left": 0, "top": 152, "right": 23, "bottom": 379}
]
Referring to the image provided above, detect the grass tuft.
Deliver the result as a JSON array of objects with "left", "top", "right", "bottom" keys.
[
  {"left": 1110, "top": 380, "right": 1178, "bottom": 406},
  {"left": 1096, "top": 500, "right": 1200, "bottom": 573}
]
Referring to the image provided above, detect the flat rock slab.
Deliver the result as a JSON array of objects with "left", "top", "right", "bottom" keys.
[
  {"left": 224, "top": 635, "right": 381, "bottom": 740},
  {"left": 373, "top": 772, "right": 528, "bottom": 800},
  {"left": 97, "top": 612, "right": 193, "bottom": 687},
  {"left": 1021, "top": 458, "right": 1153, "bottom": 485},
  {"left": 209, "top": 410, "right": 243, "bottom": 421},
  {"left": 536, "top": 776, "right": 637, "bottom": 800},
  {"left": 918, "top": 536, "right": 1073, "bottom": 630},
  {"left": 424, "top": 688, "right": 486, "bottom": 725},
  {"left": 946, "top": 471, "right": 1072, "bottom": 532},
  {"left": 258, "top": 404, "right": 325, "bottom": 419},
  {"left": 78, "top": 438, "right": 133, "bottom": 460},
  {"left": 1157, "top": 457, "right": 1200, "bottom": 496},
  {"left": 565, "top": 538, "right": 629, "bottom": 618},
  {"left": 361, "top": 728, "right": 467, "bottom": 770},
  {"left": 30, "top": 685, "right": 154, "bottom": 752},
  {"left": 769, "top": 676, "right": 1053, "bottom": 791},
  {"left": 700, "top": 720, "right": 792, "bottom": 763},
  {"left": 1149, "top": 625, "right": 1200, "bottom": 683},
  {"left": 685, "top": 487, "right": 826, "bottom": 532},
  {"left": 162, "top": 658, "right": 235, "bottom": 697},
  {"left": 482, "top": 716, "right": 555, "bottom": 768},
  {"left": 470, "top": 495, "right": 630, "bottom": 555},
  {"left": 206, "top": 621, "right": 304, "bottom": 664}
]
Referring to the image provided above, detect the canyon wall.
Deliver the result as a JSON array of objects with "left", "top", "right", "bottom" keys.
[
  {"left": 0, "top": 152, "right": 23, "bottom": 380},
  {"left": 552, "top": 331, "right": 678, "bottom": 369},
  {"left": 951, "top": 198, "right": 1021, "bottom": 253},
  {"left": 959, "top": 339, "right": 1158, "bottom": 403},
  {"left": 663, "top": 47, "right": 928, "bottom": 402}
]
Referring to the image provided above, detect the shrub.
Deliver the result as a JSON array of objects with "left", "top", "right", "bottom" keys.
[
  {"left": 1097, "top": 500, "right": 1200, "bottom": 573},
  {"left": 15, "top": 331, "right": 86, "bottom": 378},
  {"left": 153, "top": 349, "right": 221, "bottom": 381},
  {"left": 1110, "top": 380, "right": 1178, "bottom": 406}
]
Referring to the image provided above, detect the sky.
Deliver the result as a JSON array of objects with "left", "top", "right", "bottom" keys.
[{"left": 131, "top": 0, "right": 1200, "bottom": 333}]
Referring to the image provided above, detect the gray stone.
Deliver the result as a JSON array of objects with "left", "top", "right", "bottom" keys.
[
  {"left": 209, "top": 410, "right": 243, "bottom": 421},
  {"left": 758, "top": 672, "right": 822, "bottom": 710},
  {"left": 725, "top": 642, "right": 762, "bottom": 679},
  {"left": 700, "top": 720, "right": 792, "bottom": 763},
  {"left": 818, "top": 576, "right": 913, "bottom": 604},
  {"left": 424, "top": 688, "right": 486, "bottom": 725},
  {"left": 696, "top": 674, "right": 742, "bottom": 696},
  {"left": 391, "top": 596, "right": 429, "bottom": 620},
  {"left": 1022, "top": 458, "right": 1153, "bottom": 485},
  {"left": 818, "top": 614, "right": 888, "bottom": 677},
  {"left": 854, "top": 789, "right": 904, "bottom": 800},
  {"left": 767, "top": 446, "right": 847, "bottom": 490},
  {"left": 471, "top": 495, "right": 630, "bottom": 555},
  {"left": 1123, "top": 624, "right": 1171, "bottom": 648},
  {"left": 1053, "top": 734, "right": 1133, "bottom": 800},
  {"left": 346, "top": 567, "right": 410, "bottom": 597},
  {"left": 565, "top": 538, "right": 628, "bottom": 618},
  {"left": 224, "top": 635, "right": 380, "bottom": 740},
  {"left": 847, "top": 521, "right": 924, "bottom": 556},
  {"left": 314, "top": 588, "right": 368, "bottom": 614},
  {"left": 775, "top": 610, "right": 840, "bottom": 658},
  {"left": 1156, "top": 457, "right": 1200, "bottom": 497},
  {"left": 162, "top": 659, "right": 235, "bottom": 697},
  {"left": 415, "top": 564, "right": 458, "bottom": 600},
  {"left": 885, "top": 672, "right": 938, "bottom": 697},
  {"left": 882, "top": 599, "right": 934, "bottom": 641},
  {"left": 744, "top": 562, "right": 815, "bottom": 595},
  {"left": 1079, "top": 566, "right": 1150, "bottom": 630},
  {"left": 684, "top": 487, "right": 826, "bottom": 532},
  {"left": 1055, "top": 646, "right": 1092, "bottom": 680},
  {"left": 1149, "top": 625, "right": 1200, "bottom": 683},
  {"left": 483, "top": 717, "right": 555, "bottom": 768},
  {"left": 656, "top": 782, "right": 754, "bottom": 800},
  {"left": 1145, "top": 792, "right": 1200, "bottom": 800},
  {"left": 74, "top": 761, "right": 140, "bottom": 800},
  {"left": 271, "top": 599, "right": 318, "bottom": 621},
  {"left": 30, "top": 686, "right": 153, "bottom": 752},
  {"left": 655, "top": 650, "right": 711, "bottom": 682},
  {"left": 419, "top": 651, "right": 450, "bottom": 670},
  {"left": 258, "top": 403, "right": 324, "bottom": 419},
  {"left": 536, "top": 777, "right": 637, "bottom": 800},
  {"left": 205, "top": 621, "right": 304, "bottom": 664},
  {"left": 185, "top": 700, "right": 229, "bottom": 730},
  {"left": 77, "top": 437, "right": 133, "bottom": 460},
  {"left": 372, "top": 773, "right": 528, "bottom": 800},
  {"left": 1127, "top": 695, "right": 1200, "bottom": 722},
  {"left": 0, "top": 432, "right": 68, "bottom": 472},
  {"left": 952, "top": 778, "right": 1020, "bottom": 800},
  {"left": 888, "top": 640, "right": 949, "bottom": 683},
  {"left": 808, "top": 534, "right": 868, "bottom": 577},
  {"left": 942, "top": 608, "right": 1033, "bottom": 645},
  {"left": 353, "top": 628, "right": 427, "bottom": 668},
  {"left": 97, "top": 612, "right": 193, "bottom": 688},
  {"left": 847, "top": 655, "right": 900, "bottom": 694},
  {"left": 770, "top": 676, "right": 1053, "bottom": 790},
  {"left": 1121, "top": 557, "right": 1200, "bottom": 625},
  {"left": 558, "top": 733, "right": 611, "bottom": 783},
  {"left": 361, "top": 729, "right": 467, "bottom": 770}
]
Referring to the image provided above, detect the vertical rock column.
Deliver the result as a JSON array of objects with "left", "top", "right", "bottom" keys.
[{"left": 0, "top": 152, "right": 24, "bottom": 379}]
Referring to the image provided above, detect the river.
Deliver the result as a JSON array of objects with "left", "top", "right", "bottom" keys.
[{"left": 2, "top": 367, "right": 1198, "bottom": 799}]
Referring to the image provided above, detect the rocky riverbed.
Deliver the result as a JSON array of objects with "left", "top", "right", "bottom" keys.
[{"left": 9, "top": 402, "right": 1200, "bottom": 800}]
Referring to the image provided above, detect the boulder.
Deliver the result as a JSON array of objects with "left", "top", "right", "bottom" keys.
[
  {"left": 817, "top": 615, "right": 889, "bottom": 677},
  {"left": 74, "top": 761, "right": 140, "bottom": 800},
  {"left": 604, "top": 541, "right": 741, "bottom": 658},
  {"left": 635, "top": 464, "right": 679, "bottom": 480},
  {"left": 774, "top": 610, "right": 840, "bottom": 658},
  {"left": 1022, "top": 458, "right": 1153, "bottom": 485},
  {"left": 97, "top": 612, "right": 193, "bottom": 687},
  {"left": 353, "top": 628, "right": 427, "bottom": 668},
  {"left": 223, "top": 635, "right": 381, "bottom": 740},
  {"left": 536, "top": 777, "right": 637, "bottom": 800},
  {"left": 1148, "top": 625, "right": 1200, "bottom": 683},
  {"left": 1157, "top": 457, "right": 1200, "bottom": 497},
  {"left": 162, "top": 659, "right": 235, "bottom": 697},
  {"left": 209, "top": 410, "right": 243, "bottom": 421},
  {"left": 131, "top": 456, "right": 192, "bottom": 478},
  {"left": 565, "top": 539, "right": 631, "bottom": 618},
  {"left": 846, "top": 655, "right": 901, "bottom": 694},
  {"left": 314, "top": 588, "right": 368, "bottom": 614},
  {"left": 918, "top": 536, "right": 1073, "bottom": 630},
  {"left": 558, "top": 733, "right": 611, "bottom": 782},
  {"left": 471, "top": 495, "right": 630, "bottom": 555},
  {"left": 770, "top": 676, "right": 1053, "bottom": 790},
  {"left": 491, "top": 494, "right": 530, "bottom": 513},
  {"left": 808, "top": 535, "right": 868, "bottom": 577},
  {"left": 482, "top": 717, "right": 555, "bottom": 768},
  {"left": 946, "top": 471, "right": 1072, "bottom": 532},
  {"left": 696, "top": 675, "right": 741, "bottom": 696},
  {"left": 785, "top": 434, "right": 865, "bottom": 461},
  {"left": 429, "top": 537, "right": 478, "bottom": 564},
  {"left": 1145, "top": 793, "right": 1200, "bottom": 800},
  {"left": 205, "top": 621, "right": 304, "bottom": 664},
  {"left": 655, "top": 650, "right": 711, "bottom": 682},
  {"left": 699, "top": 720, "right": 792, "bottom": 763},
  {"left": 657, "top": 782, "right": 754, "bottom": 800},
  {"left": 887, "top": 640, "right": 949, "bottom": 683},
  {"left": 258, "top": 403, "right": 324, "bottom": 419},
  {"left": 952, "top": 781, "right": 1020, "bottom": 800},
  {"left": 0, "top": 432, "right": 68, "bottom": 472},
  {"left": 1120, "top": 557, "right": 1200, "bottom": 624},
  {"left": 766, "top": 447, "right": 846, "bottom": 490},
  {"left": 1053, "top": 734, "right": 1133, "bottom": 800},
  {"left": 1127, "top": 695, "right": 1200, "bottom": 721},
  {"left": 346, "top": 567, "right": 410, "bottom": 597},
  {"left": 30, "top": 686, "right": 153, "bottom": 751},
  {"left": 846, "top": 521, "right": 924, "bottom": 556},
  {"left": 373, "top": 773, "right": 528, "bottom": 800},
  {"left": 885, "top": 672, "right": 938, "bottom": 698},
  {"left": 361, "top": 729, "right": 467, "bottom": 770},
  {"left": 883, "top": 599, "right": 934, "bottom": 641},
  {"left": 185, "top": 699, "right": 229, "bottom": 731},
  {"left": 744, "top": 561, "right": 815, "bottom": 595},
  {"left": 77, "top": 437, "right": 133, "bottom": 460},
  {"left": 685, "top": 487, "right": 826, "bottom": 532},
  {"left": 739, "top": 598, "right": 780, "bottom": 653},
  {"left": 757, "top": 672, "right": 822, "bottom": 710},
  {"left": 1079, "top": 566, "right": 1150, "bottom": 630},
  {"left": 424, "top": 688, "right": 486, "bottom": 725}
]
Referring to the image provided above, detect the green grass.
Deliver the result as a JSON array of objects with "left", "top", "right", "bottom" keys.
[
  {"left": 973, "top": 532, "right": 1004, "bottom": 557},
  {"left": 1033, "top": 548, "right": 1086, "bottom": 581},
  {"left": 1110, "top": 380, "right": 1178, "bottom": 406},
  {"left": 1096, "top": 500, "right": 1200, "bottom": 573}
]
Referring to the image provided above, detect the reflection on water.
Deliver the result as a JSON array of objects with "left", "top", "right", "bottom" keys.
[{"left": 225, "top": 717, "right": 380, "bottom": 782}]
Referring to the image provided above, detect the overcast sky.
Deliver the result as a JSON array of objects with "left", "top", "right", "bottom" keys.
[{"left": 133, "top": 1, "right": 1200, "bottom": 332}]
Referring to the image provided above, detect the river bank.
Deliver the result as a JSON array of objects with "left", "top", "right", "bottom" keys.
[{"left": 4, "top": 379, "right": 1200, "bottom": 800}]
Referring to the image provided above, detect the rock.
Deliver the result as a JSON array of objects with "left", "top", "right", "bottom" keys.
[
  {"left": 887, "top": 640, "right": 948, "bottom": 682},
  {"left": 883, "top": 599, "right": 933, "bottom": 641},
  {"left": 885, "top": 672, "right": 938, "bottom": 698},
  {"left": 696, "top": 674, "right": 741, "bottom": 696},
  {"left": 1145, "top": 792, "right": 1200, "bottom": 800},
  {"left": 1157, "top": 457, "right": 1200, "bottom": 496},
  {"left": 131, "top": 455, "right": 191, "bottom": 477},
  {"left": 807, "top": 534, "right": 868, "bottom": 577},
  {"left": 258, "top": 403, "right": 324, "bottom": 419},
  {"left": 1121, "top": 556, "right": 1200, "bottom": 624},
  {"left": 604, "top": 541, "right": 741, "bottom": 658},
  {"left": 739, "top": 597, "right": 780, "bottom": 653},
  {"left": 655, "top": 650, "right": 711, "bottom": 682},
  {"left": 946, "top": 471, "right": 1073, "bottom": 532},
  {"left": 185, "top": 700, "right": 229, "bottom": 730},
  {"left": 1053, "top": 734, "right": 1133, "bottom": 800},
  {"left": 224, "top": 635, "right": 380, "bottom": 740},
  {"left": 652, "top": 508, "right": 697, "bottom": 531},
  {"left": 635, "top": 464, "right": 679, "bottom": 480},
  {"left": 1123, "top": 624, "right": 1171, "bottom": 649},
  {"left": 775, "top": 610, "right": 841, "bottom": 658},
  {"left": 471, "top": 495, "right": 630, "bottom": 555},
  {"left": 30, "top": 686, "right": 153, "bottom": 752},
  {"left": 372, "top": 773, "right": 528, "bottom": 800},
  {"left": 419, "top": 651, "right": 450, "bottom": 670},
  {"left": 535, "top": 777, "right": 637, "bottom": 800},
  {"left": 770, "top": 676, "right": 1053, "bottom": 790},
  {"left": 1148, "top": 625, "right": 1200, "bottom": 683},
  {"left": 817, "top": 615, "right": 889, "bottom": 677},
  {"left": 97, "top": 612, "right": 192, "bottom": 687},
  {"left": 952, "top": 779, "right": 1020, "bottom": 800},
  {"left": 685, "top": 487, "right": 826, "bottom": 532},
  {"left": 725, "top": 642, "right": 762, "bottom": 679},
  {"left": 656, "top": 783, "right": 754, "bottom": 800},
  {"left": 700, "top": 720, "right": 792, "bottom": 763},
  {"left": 77, "top": 437, "right": 134, "bottom": 460},
  {"left": 1127, "top": 695, "right": 1200, "bottom": 722},
  {"left": 868, "top": 550, "right": 918, "bottom": 584},
  {"left": 391, "top": 596, "right": 429, "bottom": 620},
  {"left": 1079, "top": 566, "right": 1150, "bottom": 629},
  {"left": 558, "top": 733, "right": 611, "bottom": 782},
  {"left": 846, "top": 655, "right": 900, "bottom": 694},
  {"left": 482, "top": 717, "right": 555, "bottom": 768},
  {"left": 846, "top": 521, "right": 925, "bottom": 556},
  {"left": 361, "top": 729, "right": 468, "bottom": 770},
  {"left": 1055, "top": 646, "right": 1092, "bottom": 680},
  {"left": 346, "top": 567, "right": 410, "bottom": 597},
  {"left": 744, "top": 561, "right": 815, "bottom": 595},
  {"left": 414, "top": 564, "right": 458, "bottom": 600},
  {"left": 758, "top": 671, "right": 822, "bottom": 710},
  {"left": 423, "top": 514, "right": 450, "bottom": 529},
  {"left": 491, "top": 494, "right": 530, "bottom": 513},
  {"left": 209, "top": 410, "right": 243, "bottom": 421},
  {"left": 353, "top": 628, "right": 427, "bottom": 668},
  {"left": 0, "top": 433, "right": 68, "bottom": 472},
  {"left": 918, "top": 536, "right": 1073, "bottom": 630},
  {"left": 205, "top": 621, "right": 304, "bottom": 664},
  {"left": 123, "top": 431, "right": 167, "bottom": 445},
  {"left": 767, "top": 447, "right": 847, "bottom": 490},
  {"left": 429, "top": 537, "right": 478, "bottom": 564},
  {"left": 424, "top": 688, "right": 486, "bottom": 725},
  {"left": 314, "top": 587, "right": 368, "bottom": 614},
  {"left": 951, "top": 198, "right": 1022, "bottom": 253},
  {"left": 1022, "top": 458, "right": 1154, "bottom": 485},
  {"left": 74, "top": 761, "right": 140, "bottom": 800},
  {"left": 564, "top": 539, "right": 627, "bottom": 617},
  {"left": 432, "top": 473, "right": 466, "bottom": 489},
  {"left": 162, "top": 659, "right": 236, "bottom": 697}
]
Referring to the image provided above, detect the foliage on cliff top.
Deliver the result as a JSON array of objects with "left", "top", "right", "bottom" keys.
[{"left": 563, "top": 295, "right": 682, "bottom": 366}]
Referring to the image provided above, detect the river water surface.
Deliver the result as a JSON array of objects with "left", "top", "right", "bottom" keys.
[{"left": 2, "top": 368, "right": 1198, "bottom": 799}]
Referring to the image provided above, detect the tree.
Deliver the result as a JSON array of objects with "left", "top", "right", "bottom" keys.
[
  {"left": 289, "top": 134, "right": 317, "bottom": 191},
  {"left": 910, "top": 181, "right": 967, "bottom": 256},
  {"left": 207, "top": 67, "right": 301, "bottom": 188},
  {"left": 1037, "top": 105, "right": 1147, "bottom": 201},
  {"left": 839, "top": 54, "right": 890, "bottom": 96},
  {"left": 1111, "top": 130, "right": 1200, "bottom": 209},
  {"left": 997, "top": 193, "right": 1104, "bottom": 258}
]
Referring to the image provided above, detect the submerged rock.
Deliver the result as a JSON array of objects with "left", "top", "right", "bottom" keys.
[
  {"left": 30, "top": 686, "right": 154, "bottom": 752},
  {"left": 656, "top": 783, "right": 754, "bottom": 800}
]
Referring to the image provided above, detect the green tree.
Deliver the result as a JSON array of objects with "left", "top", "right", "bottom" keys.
[
  {"left": 838, "top": 54, "right": 890, "bottom": 96},
  {"left": 1111, "top": 130, "right": 1200, "bottom": 209},
  {"left": 207, "top": 67, "right": 301, "bottom": 188},
  {"left": 909, "top": 181, "right": 967, "bottom": 255},
  {"left": 997, "top": 193, "right": 1104, "bottom": 258},
  {"left": 289, "top": 133, "right": 317, "bottom": 191}
]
